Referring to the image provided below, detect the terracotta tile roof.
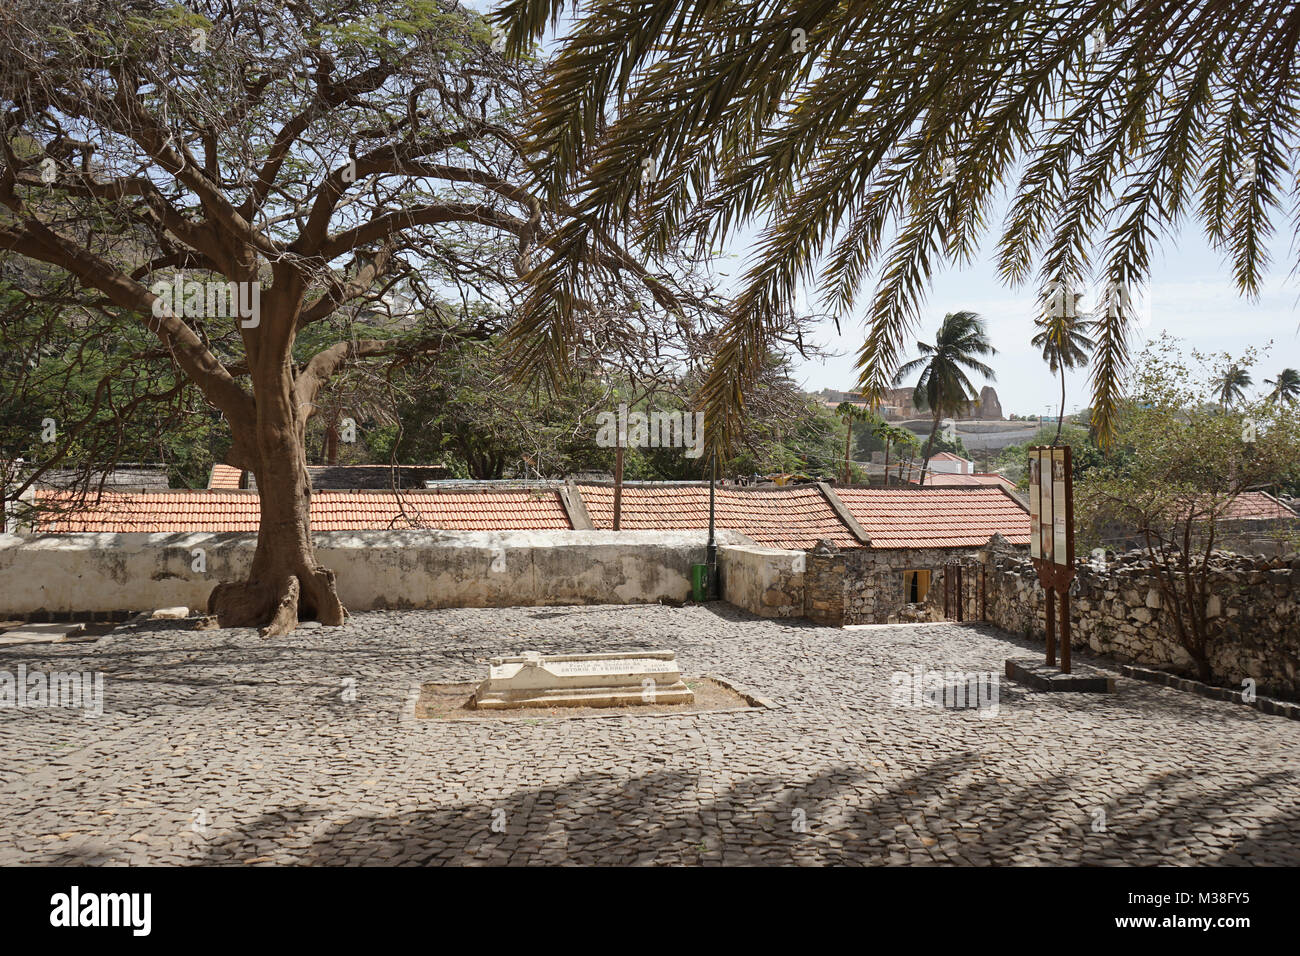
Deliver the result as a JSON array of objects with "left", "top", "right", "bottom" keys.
[
  {"left": 577, "top": 483, "right": 859, "bottom": 551},
  {"left": 29, "top": 482, "right": 1034, "bottom": 552},
  {"left": 912, "top": 472, "right": 1018, "bottom": 492},
  {"left": 208, "top": 464, "right": 243, "bottom": 489},
  {"left": 31, "top": 489, "right": 572, "bottom": 533},
  {"left": 835, "top": 487, "right": 1031, "bottom": 549},
  {"left": 1220, "top": 491, "right": 1298, "bottom": 521},
  {"left": 927, "top": 451, "right": 967, "bottom": 462}
]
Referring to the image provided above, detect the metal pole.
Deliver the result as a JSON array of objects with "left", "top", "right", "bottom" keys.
[
  {"left": 1060, "top": 587, "right": 1072, "bottom": 673},
  {"left": 706, "top": 453, "right": 717, "bottom": 592},
  {"left": 613, "top": 443, "right": 623, "bottom": 531}
]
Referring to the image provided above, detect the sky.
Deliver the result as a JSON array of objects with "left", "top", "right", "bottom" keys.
[{"left": 713, "top": 206, "right": 1300, "bottom": 420}]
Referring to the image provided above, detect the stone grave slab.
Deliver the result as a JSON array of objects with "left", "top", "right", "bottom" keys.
[
  {"left": 0, "top": 622, "right": 89, "bottom": 647},
  {"left": 472, "top": 650, "right": 694, "bottom": 709}
]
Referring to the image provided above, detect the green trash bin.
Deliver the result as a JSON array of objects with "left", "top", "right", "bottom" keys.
[{"left": 690, "top": 564, "right": 709, "bottom": 602}]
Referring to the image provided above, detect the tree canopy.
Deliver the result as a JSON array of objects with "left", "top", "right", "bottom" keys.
[{"left": 495, "top": 0, "right": 1300, "bottom": 449}]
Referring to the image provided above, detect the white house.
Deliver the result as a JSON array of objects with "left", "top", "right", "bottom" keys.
[{"left": 927, "top": 451, "right": 974, "bottom": 475}]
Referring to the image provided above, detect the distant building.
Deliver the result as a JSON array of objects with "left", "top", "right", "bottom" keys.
[{"left": 925, "top": 451, "right": 973, "bottom": 475}]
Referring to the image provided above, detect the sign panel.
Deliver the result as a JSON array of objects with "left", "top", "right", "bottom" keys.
[
  {"left": 1028, "top": 454, "right": 1041, "bottom": 559},
  {"left": 1052, "top": 448, "right": 1068, "bottom": 562},
  {"left": 1027, "top": 445, "right": 1073, "bottom": 569}
]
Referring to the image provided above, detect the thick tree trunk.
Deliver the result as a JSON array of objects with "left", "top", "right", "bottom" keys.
[{"left": 207, "top": 365, "right": 346, "bottom": 636}]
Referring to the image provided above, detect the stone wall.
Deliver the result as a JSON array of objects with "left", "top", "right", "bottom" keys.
[
  {"left": 719, "top": 544, "right": 805, "bottom": 618},
  {"left": 843, "top": 546, "right": 976, "bottom": 624},
  {"left": 0, "top": 530, "right": 748, "bottom": 617},
  {"left": 797, "top": 540, "right": 994, "bottom": 625},
  {"left": 928, "top": 544, "right": 1300, "bottom": 697},
  {"left": 803, "top": 542, "right": 846, "bottom": 625}
]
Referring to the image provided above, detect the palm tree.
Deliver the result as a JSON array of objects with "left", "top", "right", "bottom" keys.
[
  {"left": 1030, "top": 311, "right": 1095, "bottom": 444},
  {"left": 834, "top": 402, "right": 872, "bottom": 484},
  {"left": 1265, "top": 368, "right": 1300, "bottom": 405},
  {"left": 891, "top": 311, "right": 996, "bottom": 487},
  {"left": 498, "top": 1, "right": 1298, "bottom": 451},
  {"left": 1213, "top": 366, "right": 1253, "bottom": 407}
]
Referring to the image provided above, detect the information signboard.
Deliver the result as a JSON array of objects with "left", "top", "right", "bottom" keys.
[
  {"left": 1028, "top": 445, "right": 1073, "bottom": 568},
  {"left": 1026, "top": 445, "right": 1076, "bottom": 672}
]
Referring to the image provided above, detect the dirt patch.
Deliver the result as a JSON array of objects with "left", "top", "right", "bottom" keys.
[{"left": 415, "top": 676, "right": 763, "bottom": 720}]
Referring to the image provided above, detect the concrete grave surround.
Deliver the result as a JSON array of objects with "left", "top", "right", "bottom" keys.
[{"left": 472, "top": 650, "right": 693, "bottom": 709}]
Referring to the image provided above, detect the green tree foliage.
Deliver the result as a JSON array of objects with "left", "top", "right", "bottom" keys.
[
  {"left": 995, "top": 424, "right": 1109, "bottom": 488},
  {"left": 1030, "top": 309, "right": 1095, "bottom": 444},
  {"left": 1076, "top": 336, "right": 1300, "bottom": 680},
  {"left": 368, "top": 337, "right": 608, "bottom": 479},
  {"left": 1212, "top": 365, "right": 1253, "bottom": 407},
  {"left": 496, "top": 0, "right": 1297, "bottom": 449},
  {"left": 1264, "top": 368, "right": 1299, "bottom": 405},
  {"left": 0, "top": 276, "right": 226, "bottom": 508}
]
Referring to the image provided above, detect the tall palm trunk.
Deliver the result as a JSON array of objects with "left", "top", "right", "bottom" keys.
[
  {"left": 918, "top": 413, "right": 941, "bottom": 487},
  {"left": 1054, "top": 367, "right": 1066, "bottom": 444},
  {"left": 843, "top": 418, "right": 852, "bottom": 484},
  {"left": 882, "top": 438, "right": 891, "bottom": 488}
]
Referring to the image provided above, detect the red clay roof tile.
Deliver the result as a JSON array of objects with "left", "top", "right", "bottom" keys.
[
  {"left": 30, "top": 482, "right": 1036, "bottom": 551},
  {"left": 577, "top": 483, "right": 858, "bottom": 551},
  {"left": 32, "top": 489, "right": 572, "bottom": 533},
  {"left": 1220, "top": 491, "right": 1298, "bottom": 521},
  {"left": 913, "top": 473, "right": 1018, "bottom": 492},
  {"left": 836, "top": 487, "right": 1031, "bottom": 548},
  {"left": 207, "top": 464, "right": 243, "bottom": 489}
]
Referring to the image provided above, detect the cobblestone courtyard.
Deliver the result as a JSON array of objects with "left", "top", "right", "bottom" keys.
[{"left": 2, "top": 604, "right": 1297, "bottom": 865}]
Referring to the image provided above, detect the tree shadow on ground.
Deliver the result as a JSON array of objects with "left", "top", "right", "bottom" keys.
[{"left": 193, "top": 753, "right": 1299, "bottom": 866}]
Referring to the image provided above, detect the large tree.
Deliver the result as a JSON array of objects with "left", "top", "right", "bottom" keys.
[
  {"left": 0, "top": 0, "right": 685, "bottom": 634},
  {"left": 496, "top": 0, "right": 1300, "bottom": 451},
  {"left": 1077, "top": 337, "right": 1300, "bottom": 681}
]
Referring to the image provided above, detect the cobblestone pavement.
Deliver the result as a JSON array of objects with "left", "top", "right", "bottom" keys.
[{"left": 1, "top": 604, "right": 1297, "bottom": 865}]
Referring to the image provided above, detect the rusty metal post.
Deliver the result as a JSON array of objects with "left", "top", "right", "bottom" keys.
[
  {"left": 1059, "top": 586, "right": 1071, "bottom": 673},
  {"left": 1045, "top": 586, "right": 1056, "bottom": 666}
]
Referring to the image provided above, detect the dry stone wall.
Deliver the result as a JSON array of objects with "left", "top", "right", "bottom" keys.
[{"left": 929, "top": 544, "right": 1300, "bottom": 698}]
